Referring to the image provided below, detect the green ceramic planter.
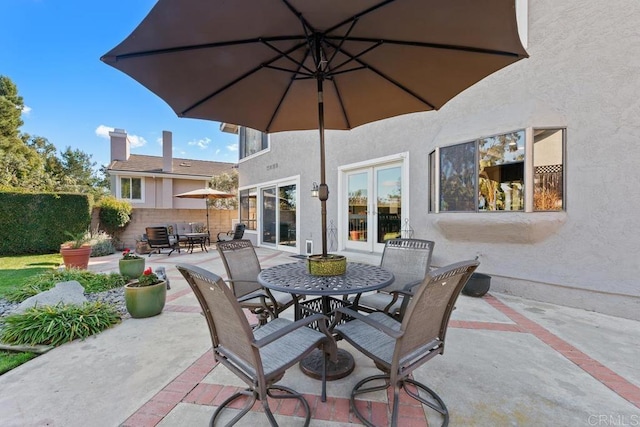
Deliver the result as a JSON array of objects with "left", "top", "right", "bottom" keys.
[
  {"left": 119, "top": 258, "right": 146, "bottom": 280},
  {"left": 307, "top": 254, "right": 347, "bottom": 276},
  {"left": 124, "top": 280, "right": 166, "bottom": 318}
]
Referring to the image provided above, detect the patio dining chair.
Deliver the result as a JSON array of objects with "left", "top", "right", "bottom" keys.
[
  {"left": 334, "top": 260, "right": 479, "bottom": 427},
  {"left": 145, "top": 226, "right": 180, "bottom": 257},
  {"left": 217, "top": 239, "right": 298, "bottom": 326},
  {"left": 216, "top": 223, "right": 246, "bottom": 242},
  {"left": 176, "top": 264, "right": 337, "bottom": 426},
  {"left": 350, "top": 239, "right": 435, "bottom": 319}
]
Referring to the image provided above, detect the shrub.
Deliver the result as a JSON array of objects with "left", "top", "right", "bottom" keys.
[
  {"left": 90, "top": 232, "right": 115, "bottom": 257},
  {"left": 98, "top": 197, "right": 132, "bottom": 245},
  {"left": 5, "top": 269, "right": 127, "bottom": 303},
  {"left": 0, "top": 302, "right": 121, "bottom": 347}
]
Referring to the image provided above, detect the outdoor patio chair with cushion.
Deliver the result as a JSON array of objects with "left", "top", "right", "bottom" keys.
[
  {"left": 334, "top": 260, "right": 479, "bottom": 427},
  {"left": 216, "top": 223, "right": 246, "bottom": 242},
  {"left": 349, "top": 238, "right": 435, "bottom": 319},
  {"left": 217, "top": 239, "right": 298, "bottom": 326},
  {"left": 145, "top": 226, "right": 180, "bottom": 257},
  {"left": 176, "top": 263, "right": 337, "bottom": 425}
]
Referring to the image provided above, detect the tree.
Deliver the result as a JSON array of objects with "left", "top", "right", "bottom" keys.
[
  {"left": 209, "top": 171, "right": 238, "bottom": 209},
  {"left": 0, "top": 75, "right": 106, "bottom": 195}
]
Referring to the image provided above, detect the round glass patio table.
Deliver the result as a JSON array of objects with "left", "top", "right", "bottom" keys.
[{"left": 258, "top": 261, "right": 394, "bottom": 380}]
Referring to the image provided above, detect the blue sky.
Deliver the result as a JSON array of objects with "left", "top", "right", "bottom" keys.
[{"left": 2, "top": 0, "right": 239, "bottom": 169}]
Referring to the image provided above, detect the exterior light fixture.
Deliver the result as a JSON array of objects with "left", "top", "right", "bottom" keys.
[{"left": 311, "top": 182, "right": 319, "bottom": 197}]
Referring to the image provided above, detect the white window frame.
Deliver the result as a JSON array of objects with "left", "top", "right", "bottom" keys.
[{"left": 118, "top": 176, "right": 145, "bottom": 203}]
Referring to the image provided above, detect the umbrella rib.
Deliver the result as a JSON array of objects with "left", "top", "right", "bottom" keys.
[
  {"left": 326, "top": 36, "right": 526, "bottom": 59},
  {"left": 265, "top": 49, "right": 312, "bottom": 132},
  {"left": 104, "top": 36, "right": 306, "bottom": 61},
  {"left": 324, "top": 39, "right": 437, "bottom": 110},
  {"left": 325, "top": 0, "right": 396, "bottom": 35},
  {"left": 262, "top": 39, "right": 315, "bottom": 75},
  {"left": 181, "top": 40, "right": 309, "bottom": 116}
]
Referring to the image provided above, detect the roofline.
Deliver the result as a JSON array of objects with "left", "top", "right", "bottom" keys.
[{"left": 107, "top": 170, "right": 215, "bottom": 181}]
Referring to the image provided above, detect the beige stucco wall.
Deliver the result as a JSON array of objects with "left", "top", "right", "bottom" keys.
[
  {"left": 117, "top": 208, "right": 237, "bottom": 249},
  {"left": 238, "top": 0, "right": 640, "bottom": 319}
]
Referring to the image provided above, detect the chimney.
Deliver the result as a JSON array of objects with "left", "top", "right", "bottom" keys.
[
  {"left": 162, "top": 130, "right": 172, "bottom": 173},
  {"left": 109, "top": 128, "right": 130, "bottom": 161}
]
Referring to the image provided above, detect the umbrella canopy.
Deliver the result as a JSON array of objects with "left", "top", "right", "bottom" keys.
[
  {"left": 103, "top": 0, "right": 528, "bottom": 256},
  {"left": 174, "top": 188, "right": 235, "bottom": 232}
]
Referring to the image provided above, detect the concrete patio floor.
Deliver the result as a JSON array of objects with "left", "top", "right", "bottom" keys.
[{"left": 0, "top": 245, "right": 638, "bottom": 426}]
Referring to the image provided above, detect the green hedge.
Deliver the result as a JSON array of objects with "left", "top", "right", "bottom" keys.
[{"left": 0, "top": 192, "right": 93, "bottom": 255}]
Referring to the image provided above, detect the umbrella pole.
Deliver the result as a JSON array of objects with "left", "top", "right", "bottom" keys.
[
  {"left": 206, "top": 201, "right": 210, "bottom": 238},
  {"left": 317, "top": 77, "right": 329, "bottom": 257}
]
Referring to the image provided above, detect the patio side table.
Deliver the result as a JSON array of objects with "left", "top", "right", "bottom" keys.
[{"left": 258, "top": 261, "right": 394, "bottom": 380}]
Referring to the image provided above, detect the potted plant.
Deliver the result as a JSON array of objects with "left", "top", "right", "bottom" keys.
[
  {"left": 119, "top": 248, "right": 146, "bottom": 280},
  {"left": 307, "top": 254, "right": 347, "bottom": 276},
  {"left": 60, "top": 231, "right": 92, "bottom": 270},
  {"left": 124, "top": 267, "right": 166, "bottom": 318}
]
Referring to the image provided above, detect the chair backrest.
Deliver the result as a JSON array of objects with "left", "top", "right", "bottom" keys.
[
  {"left": 379, "top": 239, "right": 435, "bottom": 293},
  {"left": 393, "top": 260, "right": 479, "bottom": 374},
  {"left": 146, "top": 226, "right": 170, "bottom": 246},
  {"left": 216, "top": 239, "right": 262, "bottom": 297},
  {"left": 176, "top": 264, "right": 261, "bottom": 377},
  {"left": 232, "top": 223, "right": 246, "bottom": 239}
]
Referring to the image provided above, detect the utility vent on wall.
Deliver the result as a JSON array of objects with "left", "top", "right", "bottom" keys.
[{"left": 305, "top": 240, "right": 313, "bottom": 255}]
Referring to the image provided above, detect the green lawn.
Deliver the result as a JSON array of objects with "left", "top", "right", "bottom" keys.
[
  {"left": 0, "top": 351, "right": 38, "bottom": 375},
  {"left": 0, "top": 254, "right": 62, "bottom": 298}
]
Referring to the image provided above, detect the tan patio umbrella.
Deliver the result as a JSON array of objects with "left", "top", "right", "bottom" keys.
[
  {"left": 102, "top": 0, "right": 528, "bottom": 256},
  {"left": 174, "top": 188, "right": 235, "bottom": 234}
]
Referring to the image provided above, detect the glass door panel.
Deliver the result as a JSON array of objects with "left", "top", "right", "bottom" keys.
[
  {"left": 278, "top": 184, "right": 296, "bottom": 247},
  {"left": 347, "top": 172, "right": 369, "bottom": 250},
  {"left": 375, "top": 166, "right": 402, "bottom": 248},
  {"left": 261, "top": 187, "right": 276, "bottom": 245}
]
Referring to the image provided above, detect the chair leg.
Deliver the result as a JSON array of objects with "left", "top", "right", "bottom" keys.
[
  {"left": 210, "top": 385, "right": 310, "bottom": 427},
  {"left": 350, "top": 374, "right": 449, "bottom": 427}
]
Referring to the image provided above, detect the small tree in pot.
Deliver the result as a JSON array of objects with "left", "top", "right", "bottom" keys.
[{"left": 60, "top": 230, "right": 92, "bottom": 270}]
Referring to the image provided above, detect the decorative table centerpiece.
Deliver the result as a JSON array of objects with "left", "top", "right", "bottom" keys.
[
  {"left": 118, "top": 248, "right": 146, "bottom": 280},
  {"left": 307, "top": 254, "right": 347, "bottom": 276},
  {"left": 124, "top": 267, "right": 166, "bottom": 318}
]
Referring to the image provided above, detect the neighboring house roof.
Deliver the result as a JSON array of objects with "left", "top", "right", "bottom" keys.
[{"left": 108, "top": 154, "right": 235, "bottom": 178}]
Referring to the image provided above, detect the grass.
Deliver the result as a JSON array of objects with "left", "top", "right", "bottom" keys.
[
  {"left": 0, "top": 254, "right": 62, "bottom": 298},
  {"left": 0, "top": 351, "right": 37, "bottom": 375}
]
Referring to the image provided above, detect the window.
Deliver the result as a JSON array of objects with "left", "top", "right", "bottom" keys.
[
  {"left": 533, "top": 129, "right": 564, "bottom": 211},
  {"left": 120, "top": 177, "right": 142, "bottom": 201},
  {"left": 239, "top": 127, "right": 268, "bottom": 159},
  {"left": 239, "top": 187, "right": 257, "bottom": 230},
  {"left": 430, "top": 128, "right": 565, "bottom": 213}
]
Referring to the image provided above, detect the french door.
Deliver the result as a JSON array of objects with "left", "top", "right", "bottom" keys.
[
  {"left": 344, "top": 162, "right": 404, "bottom": 252},
  {"left": 260, "top": 182, "right": 297, "bottom": 251}
]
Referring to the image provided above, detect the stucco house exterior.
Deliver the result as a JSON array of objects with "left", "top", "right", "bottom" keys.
[
  {"left": 228, "top": 1, "right": 640, "bottom": 320},
  {"left": 107, "top": 129, "right": 237, "bottom": 246}
]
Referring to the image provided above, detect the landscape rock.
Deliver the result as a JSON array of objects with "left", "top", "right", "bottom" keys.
[{"left": 15, "top": 281, "right": 87, "bottom": 313}]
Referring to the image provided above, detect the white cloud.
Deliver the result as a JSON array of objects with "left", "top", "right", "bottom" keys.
[
  {"left": 21, "top": 105, "right": 32, "bottom": 115},
  {"left": 95, "top": 125, "right": 147, "bottom": 148},
  {"left": 227, "top": 143, "right": 238, "bottom": 152},
  {"left": 187, "top": 137, "right": 211, "bottom": 150},
  {"left": 95, "top": 125, "right": 112, "bottom": 139},
  {"left": 128, "top": 135, "right": 147, "bottom": 148},
  {"left": 215, "top": 148, "right": 221, "bottom": 155},
  {"left": 156, "top": 137, "right": 163, "bottom": 146}
]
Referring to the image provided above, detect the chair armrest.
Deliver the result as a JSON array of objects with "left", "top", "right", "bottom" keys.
[
  {"left": 334, "top": 307, "right": 403, "bottom": 339},
  {"left": 252, "top": 313, "right": 336, "bottom": 351},
  {"left": 216, "top": 230, "right": 232, "bottom": 240}
]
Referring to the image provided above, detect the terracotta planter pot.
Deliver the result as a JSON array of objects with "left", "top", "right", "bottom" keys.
[
  {"left": 124, "top": 280, "right": 167, "bottom": 318},
  {"left": 60, "top": 246, "right": 92, "bottom": 270},
  {"left": 307, "top": 254, "right": 347, "bottom": 276},
  {"left": 119, "top": 258, "right": 146, "bottom": 280}
]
